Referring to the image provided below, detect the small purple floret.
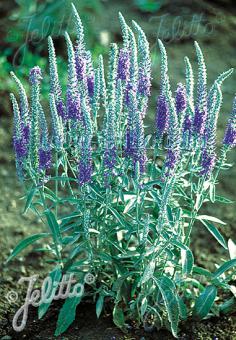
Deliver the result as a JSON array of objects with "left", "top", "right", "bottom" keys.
[
  {"left": 75, "top": 52, "right": 86, "bottom": 81},
  {"left": 183, "top": 115, "right": 192, "bottom": 132},
  {"left": 156, "top": 94, "right": 169, "bottom": 137},
  {"left": 39, "top": 149, "right": 52, "bottom": 171},
  {"left": 87, "top": 74, "right": 95, "bottom": 97},
  {"left": 223, "top": 125, "right": 236, "bottom": 148},
  {"left": 193, "top": 107, "right": 207, "bottom": 136},
  {"left": 117, "top": 49, "right": 130, "bottom": 81},
  {"left": 13, "top": 137, "right": 27, "bottom": 160},
  {"left": 138, "top": 73, "right": 151, "bottom": 97},
  {"left": 200, "top": 150, "right": 216, "bottom": 176},
  {"left": 66, "top": 92, "right": 81, "bottom": 120},
  {"left": 29, "top": 66, "right": 42, "bottom": 85},
  {"left": 175, "top": 83, "right": 187, "bottom": 114},
  {"left": 165, "top": 149, "right": 179, "bottom": 174}
]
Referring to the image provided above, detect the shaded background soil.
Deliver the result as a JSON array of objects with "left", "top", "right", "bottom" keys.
[{"left": 0, "top": 0, "right": 236, "bottom": 339}]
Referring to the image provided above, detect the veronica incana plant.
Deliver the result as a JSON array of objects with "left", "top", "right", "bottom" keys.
[{"left": 8, "top": 4, "right": 236, "bottom": 337}]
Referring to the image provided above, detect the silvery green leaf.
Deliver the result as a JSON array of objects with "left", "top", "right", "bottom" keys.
[
  {"left": 181, "top": 248, "right": 194, "bottom": 275},
  {"left": 196, "top": 215, "right": 226, "bottom": 225},
  {"left": 140, "top": 260, "right": 155, "bottom": 285},
  {"left": 113, "top": 304, "right": 125, "bottom": 330},
  {"left": 96, "top": 295, "right": 104, "bottom": 318},
  {"left": 55, "top": 294, "right": 82, "bottom": 336},
  {"left": 38, "top": 266, "right": 62, "bottom": 319},
  {"left": 140, "top": 297, "right": 148, "bottom": 317},
  {"left": 228, "top": 239, "right": 236, "bottom": 259},
  {"left": 193, "top": 285, "right": 217, "bottom": 319},
  {"left": 6, "top": 233, "right": 50, "bottom": 263},
  {"left": 155, "top": 276, "right": 179, "bottom": 338},
  {"left": 212, "top": 259, "right": 236, "bottom": 280},
  {"left": 200, "top": 220, "right": 227, "bottom": 249}
]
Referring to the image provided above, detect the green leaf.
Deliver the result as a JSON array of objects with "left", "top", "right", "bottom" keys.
[
  {"left": 96, "top": 295, "right": 104, "bottom": 318},
  {"left": 196, "top": 215, "right": 226, "bottom": 225},
  {"left": 200, "top": 220, "right": 227, "bottom": 249},
  {"left": 141, "top": 297, "right": 148, "bottom": 317},
  {"left": 45, "top": 210, "right": 62, "bottom": 244},
  {"left": 23, "top": 186, "right": 37, "bottom": 213},
  {"left": 123, "top": 197, "right": 136, "bottom": 214},
  {"left": 193, "top": 285, "right": 217, "bottom": 319},
  {"left": 228, "top": 239, "right": 236, "bottom": 260},
  {"left": 215, "top": 195, "right": 234, "bottom": 204},
  {"left": 140, "top": 260, "right": 155, "bottom": 285},
  {"left": 193, "top": 266, "right": 212, "bottom": 278},
  {"left": 181, "top": 248, "right": 194, "bottom": 275},
  {"left": 178, "top": 296, "right": 187, "bottom": 320},
  {"left": 113, "top": 304, "right": 125, "bottom": 330},
  {"left": 155, "top": 276, "right": 179, "bottom": 338},
  {"left": 55, "top": 294, "right": 82, "bottom": 336},
  {"left": 6, "top": 233, "right": 49, "bottom": 263},
  {"left": 212, "top": 259, "right": 236, "bottom": 280},
  {"left": 38, "top": 266, "right": 62, "bottom": 319},
  {"left": 109, "top": 206, "right": 129, "bottom": 229}
]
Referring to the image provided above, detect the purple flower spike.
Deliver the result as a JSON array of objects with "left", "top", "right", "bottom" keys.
[
  {"left": 23, "top": 125, "right": 30, "bottom": 144},
  {"left": 104, "top": 146, "right": 117, "bottom": 170},
  {"left": 183, "top": 115, "right": 192, "bottom": 132},
  {"left": 138, "top": 72, "right": 151, "bottom": 97},
  {"left": 13, "top": 137, "right": 27, "bottom": 160},
  {"left": 87, "top": 74, "right": 95, "bottom": 97},
  {"left": 78, "top": 146, "right": 92, "bottom": 186},
  {"left": 39, "top": 148, "right": 52, "bottom": 171},
  {"left": 134, "top": 152, "right": 147, "bottom": 174},
  {"left": 200, "top": 149, "right": 216, "bottom": 176},
  {"left": 75, "top": 52, "right": 86, "bottom": 81},
  {"left": 175, "top": 83, "right": 187, "bottom": 114},
  {"left": 155, "top": 94, "right": 169, "bottom": 138},
  {"left": 193, "top": 106, "right": 207, "bottom": 136},
  {"left": 56, "top": 99, "right": 67, "bottom": 120},
  {"left": 223, "top": 125, "right": 236, "bottom": 148},
  {"left": 117, "top": 48, "right": 130, "bottom": 81},
  {"left": 223, "top": 98, "right": 236, "bottom": 148},
  {"left": 66, "top": 92, "right": 81, "bottom": 120},
  {"left": 165, "top": 149, "right": 179, "bottom": 175},
  {"left": 29, "top": 66, "right": 42, "bottom": 85}
]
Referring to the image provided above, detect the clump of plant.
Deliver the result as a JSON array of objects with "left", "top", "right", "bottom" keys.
[{"left": 8, "top": 3, "right": 236, "bottom": 337}]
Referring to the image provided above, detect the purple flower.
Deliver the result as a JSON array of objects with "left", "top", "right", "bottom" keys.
[
  {"left": 66, "top": 91, "right": 81, "bottom": 120},
  {"left": 223, "top": 98, "right": 236, "bottom": 148},
  {"left": 78, "top": 139, "right": 92, "bottom": 186},
  {"left": 124, "top": 82, "right": 134, "bottom": 107},
  {"left": 22, "top": 125, "right": 30, "bottom": 144},
  {"left": 223, "top": 125, "right": 236, "bottom": 148},
  {"left": 13, "top": 137, "right": 27, "bottom": 160},
  {"left": 56, "top": 99, "right": 67, "bottom": 120},
  {"left": 125, "top": 122, "right": 134, "bottom": 157},
  {"left": 200, "top": 149, "right": 216, "bottom": 176},
  {"left": 104, "top": 146, "right": 117, "bottom": 170},
  {"left": 138, "top": 72, "right": 151, "bottom": 97},
  {"left": 193, "top": 106, "right": 207, "bottom": 136},
  {"left": 117, "top": 48, "right": 130, "bottom": 81},
  {"left": 175, "top": 83, "right": 187, "bottom": 114},
  {"left": 29, "top": 66, "right": 42, "bottom": 85},
  {"left": 133, "top": 151, "right": 147, "bottom": 174},
  {"left": 87, "top": 74, "right": 95, "bottom": 97},
  {"left": 155, "top": 94, "right": 169, "bottom": 138},
  {"left": 78, "top": 152, "right": 92, "bottom": 186},
  {"left": 183, "top": 115, "right": 192, "bottom": 132},
  {"left": 165, "top": 149, "right": 179, "bottom": 175},
  {"left": 75, "top": 51, "right": 86, "bottom": 81},
  {"left": 39, "top": 148, "right": 52, "bottom": 171}
]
